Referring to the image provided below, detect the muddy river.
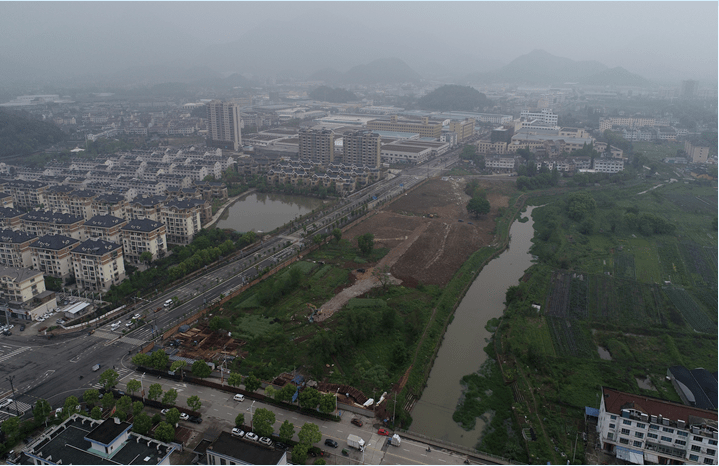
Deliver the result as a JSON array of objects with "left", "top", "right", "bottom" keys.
[{"left": 410, "top": 206, "right": 538, "bottom": 448}]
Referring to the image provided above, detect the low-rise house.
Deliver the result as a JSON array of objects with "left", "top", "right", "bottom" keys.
[{"left": 71, "top": 238, "right": 125, "bottom": 292}]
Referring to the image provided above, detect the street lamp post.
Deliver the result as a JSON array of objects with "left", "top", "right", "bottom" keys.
[
  {"left": 6, "top": 376, "right": 20, "bottom": 416},
  {"left": 247, "top": 400, "right": 256, "bottom": 431},
  {"left": 335, "top": 387, "right": 340, "bottom": 416},
  {"left": 141, "top": 373, "right": 145, "bottom": 401}
]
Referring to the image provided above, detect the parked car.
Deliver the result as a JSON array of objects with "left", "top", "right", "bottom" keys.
[
  {"left": 324, "top": 438, "right": 338, "bottom": 448},
  {"left": 259, "top": 437, "right": 273, "bottom": 447},
  {"left": 188, "top": 416, "right": 202, "bottom": 424},
  {"left": 233, "top": 394, "right": 245, "bottom": 402},
  {"left": 231, "top": 428, "right": 245, "bottom": 438},
  {"left": 133, "top": 314, "right": 141, "bottom": 320},
  {"left": 275, "top": 442, "right": 289, "bottom": 451},
  {"left": 19, "top": 325, "right": 24, "bottom": 331},
  {"left": 160, "top": 409, "right": 169, "bottom": 415},
  {"left": 351, "top": 418, "right": 363, "bottom": 427},
  {"left": 179, "top": 413, "right": 189, "bottom": 421},
  {"left": 378, "top": 428, "right": 390, "bottom": 436},
  {"left": 245, "top": 432, "right": 259, "bottom": 442}
]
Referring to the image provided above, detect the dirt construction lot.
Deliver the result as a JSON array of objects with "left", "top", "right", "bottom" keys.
[{"left": 343, "top": 177, "right": 512, "bottom": 287}]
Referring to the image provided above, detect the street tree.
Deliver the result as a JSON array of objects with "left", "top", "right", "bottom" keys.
[
  {"left": 264, "top": 386, "right": 277, "bottom": 400},
  {"left": 131, "top": 353, "right": 152, "bottom": 368},
  {"left": 191, "top": 360, "right": 212, "bottom": 379},
  {"left": 133, "top": 401, "right": 144, "bottom": 418},
  {"left": 33, "top": 399, "right": 52, "bottom": 425},
  {"left": 279, "top": 420, "right": 295, "bottom": 443},
  {"left": 298, "top": 422, "right": 322, "bottom": 446},
  {"left": 99, "top": 368, "right": 119, "bottom": 391},
  {"left": 90, "top": 406, "right": 102, "bottom": 420},
  {"left": 151, "top": 350, "right": 169, "bottom": 371},
  {"left": 278, "top": 383, "right": 296, "bottom": 403},
  {"left": 318, "top": 393, "right": 336, "bottom": 414},
  {"left": 148, "top": 383, "right": 163, "bottom": 401},
  {"left": 2, "top": 417, "right": 20, "bottom": 439},
  {"left": 187, "top": 395, "right": 202, "bottom": 411},
  {"left": 162, "top": 389, "right": 178, "bottom": 406},
  {"left": 165, "top": 408, "right": 180, "bottom": 426},
  {"left": 244, "top": 374, "right": 261, "bottom": 393},
  {"left": 170, "top": 360, "right": 187, "bottom": 381},
  {"left": 117, "top": 396, "right": 133, "bottom": 416},
  {"left": 139, "top": 251, "right": 153, "bottom": 265},
  {"left": 101, "top": 392, "right": 115, "bottom": 411},
  {"left": 227, "top": 373, "right": 243, "bottom": 387},
  {"left": 298, "top": 387, "right": 320, "bottom": 410},
  {"left": 154, "top": 422, "right": 175, "bottom": 443},
  {"left": 234, "top": 412, "right": 244, "bottom": 428},
  {"left": 126, "top": 379, "right": 141, "bottom": 397},
  {"left": 82, "top": 389, "right": 100, "bottom": 408},
  {"left": 132, "top": 412, "right": 152, "bottom": 435},
  {"left": 252, "top": 408, "right": 275, "bottom": 438},
  {"left": 292, "top": 443, "right": 308, "bottom": 464}
]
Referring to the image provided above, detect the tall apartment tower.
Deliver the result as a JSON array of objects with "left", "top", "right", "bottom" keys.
[
  {"left": 299, "top": 129, "right": 335, "bottom": 166},
  {"left": 206, "top": 100, "right": 242, "bottom": 151},
  {"left": 342, "top": 130, "right": 381, "bottom": 168}
]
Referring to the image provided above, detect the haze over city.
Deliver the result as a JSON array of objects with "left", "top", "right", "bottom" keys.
[{"left": 1, "top": 2, "right": 716, "bottom": 85}]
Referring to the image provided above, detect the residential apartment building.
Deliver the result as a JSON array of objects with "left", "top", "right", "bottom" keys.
[
  {"left": 0, "top": 265, "right": 55, "bottom": 321},
  {"left": 299, "top": 129, "right": 336, "bottom": 166},
  {"left": 2, "top": 179, "right": 48, "bottom": 210},
  {"left": 367, "top": 115, "right": 443, "bottom": 139},
  {"left": 486, "top": 157, "right": 516, "bottom": 171},
  {"left": 599, "top": 117, "right": 668, "bottom": 132},
  {"left": 21, "top": 211, "right": 86, "bottom": 240},
  {"left": 121, "top": 219, "right": 167, "bottom": 263},
  {"left": 593, "top": 157, "right": 625, "bottom": 173},
  {"left": 30, "top": 234, "right": 80, "bottom": 279},
  {"left": 0, "top": 207, "right": 26, "bottom": 230},
  {"left": 71, "top": 238, "right": 125, "bottom": 292},
  {"left": 597, "top": 387, "right": 718, "bottom": 465},
  {"left": 477, "top": 141, "right": 508, "bottom": 155},
  {"left": 207, "top": 100, "right": 242, "bottom": 151},
  {"left": 91, "top": 193, "right": 127, "bottom": 218},
  {"left": 84, "top": 215, "right": 128, "bottom": 243},
  {"left": 125, "top": 195, "right": 166, "bottom": 222},
  {"left": 0, "top": 230, "right": 38, "bottom": 268},
  {"left": 342, "top": 130, "right": 381, "bottom": 168},
  {"left": 160, "top": 200, "right": 202, "bottom": 245},
  {"left": 685, "top": 141, "right": 710, "bottom": 164},
  {"left": 449, "top": 118, "right": 475, "bottom": 142}
]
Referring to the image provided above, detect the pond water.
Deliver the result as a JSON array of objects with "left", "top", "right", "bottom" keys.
[
  {"left": 410, "top": 206, "right": 539, "bottom": 449},
  {"left": 214, "top": 192, "right": 325, "bottom": 233}
]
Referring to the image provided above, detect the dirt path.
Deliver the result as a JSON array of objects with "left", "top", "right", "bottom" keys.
[{"left": 315, "top": 222, "right": 429, "bottom": 322}]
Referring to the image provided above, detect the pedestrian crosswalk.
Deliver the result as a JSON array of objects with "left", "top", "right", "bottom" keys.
[
  {"left": 0, "top": 346, "right": 31, "bottom": 364},
  {"left": 0, "top": 400, "right": 32, "bottom": 418},
  {"left": 89, "top": 367, "right": 133, "bottom": 389}
]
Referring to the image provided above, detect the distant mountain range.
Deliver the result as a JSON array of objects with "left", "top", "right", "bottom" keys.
[
  {"left": 309, "top": 58, "right": 422, "bottom": 86},
  {"left": 465, "top": 49, "right": 653, "bottom": 87}
]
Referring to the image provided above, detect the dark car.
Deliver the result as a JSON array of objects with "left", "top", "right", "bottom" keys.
[
  {"left": 19, "top": 325, "right": 25, "bottom": 331},
  {"left": 188, "top": 416, "right": 202, "bottom": 424},
  {"left": 275, "top": 442, "right": 289, "bottom": 451},
  {"left": 351, "top": 418, "right": 363, "bottom": 427},
  {"left": 324, "top": 438, "right": 338, "bottom": 448}
]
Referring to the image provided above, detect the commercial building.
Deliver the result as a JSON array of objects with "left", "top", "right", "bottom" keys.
[
  {"left": 299, "top": 129, "right": 335, "bottom": 166},
  {"left": 121, "top": 219, "right": 167, "bottom": 263},
  {"left": 20, "top": 415, "right": 174, "bottom": 465},
  {"left": 597, "top": 386, "right": 718, "bottom": 465},
  {"left": 449, "top": 118, "right": 475, "bottom": 142},
  {"left": 381, "top": 144, "right": 432, "bottom": 164},
  {"left": 342, "top": 130, "right": 381, "bottom": 168},
  {"left": 367, "top": 115, "right": 443, "bottom": 139},
  {"left": 207, "top": 100, "right": 242, "bottom": 151},
  {"left": 71, "top": 238, "right": 125, "bottom": 292},
  {"left": 520, "top": 109, "right": 558, "bottom": 126}
]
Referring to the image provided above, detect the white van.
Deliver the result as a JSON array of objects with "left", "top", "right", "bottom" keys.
[
  {"left": 164, "top": 299, "right": 173, "bottom": 307},
  {"left": 0, "top": 398, "right": 12, "bottom": 409}
]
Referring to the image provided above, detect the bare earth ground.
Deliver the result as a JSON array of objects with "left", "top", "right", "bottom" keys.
[{"left": 316, "top": 177, "right": 510, "bottom": 320}]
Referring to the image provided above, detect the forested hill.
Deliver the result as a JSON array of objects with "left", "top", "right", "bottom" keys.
[
  {"left": 417, "top": 85, "right": 490, "bottom": 111},
  {"left": 0, "top": 109, "right": 67, "bottom": 158},
  {"left": 308, "top": 86, "right": 357, "bottom": 103}
]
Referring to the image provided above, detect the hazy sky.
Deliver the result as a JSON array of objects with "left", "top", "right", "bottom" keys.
[{"left": 1, "top": 2, "right": 716, "bottom": 84}]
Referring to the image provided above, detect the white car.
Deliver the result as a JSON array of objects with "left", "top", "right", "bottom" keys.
[
  {"left": 259, "top": 437, "right": 273, "bottom": 446},
  {"left": 231, "top": 428, "right": 245, "bottom": 438},
  {"left": 245, "top": 432, "right": 259, "bottom": 442},
  {"left": 179, "top": 413, "right": 189, "bottom": 421},
  {"left": 7, "top": 325, "right": 13, "bottom": 329},
  {"left": 233, "top": 394, "right": 245, "bottom": 402},
  {"left": 161, "top": 409, "right": 169, "bottom": 415},
  {"left": 133, "top": 314, "right": 141, "bottom": 319},
  {"left": 125, "top": 322, "right": 133, "bottom": 327}
]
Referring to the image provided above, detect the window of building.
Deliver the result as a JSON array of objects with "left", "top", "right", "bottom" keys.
[
  {"left": 648, "top": 433, "right": 658, "bottom": 440},
  {"left": 663, "top": 427, "right": 674, "bottom": 433},
  {"left": 675, "top": 440, "right": 686, "bottom": 446},
  {"left": 708, "top": 449, "right": 716, "bottom": 456},
  {"left": 622, "top": 429, "right": 631, "bottom": 435},
  {"left": 678, "top": 431, "right": 689, "bottom": 437},
  {"left": 661, "top": 436, "right": 673, "bottom": 443},
  {"left": 650, "top": 425, "right": 660, "bottom": 430},
  {"left": 710, "top": 440, "right": 718, "bottom": 446},
  {"left": 689, "top": 454, "right": 699, "bottom": 462},
  {"left": 636, "top": 423, "right": 646, "bottom": 429},
  {"left": 634, "top": 441, "right": 642, "bottom": 448},
  {"left": 610, "top": 415, "right": 617, "bottom": 420},
  {"left": 695, "top": 436, "right": 704, "bottom": 442},
  {"left": 623, "top": 420, "right": 633, "bottom": 426},
  {"left": 635, "top": 432, "right": 644, "bottom": 439},
  {"left": 620, "top": 438, "right": 629, "bottom": 445},
  {"left": 609, "top": 423, "right": 616, "bottom": 429},
  {"left": 692, "top": 445, "right": 702, "bottom": 452}
]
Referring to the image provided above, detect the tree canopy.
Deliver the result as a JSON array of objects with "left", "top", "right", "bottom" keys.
[
  {"left": 0, "top": 108, "right": 67, "bottom": 158},
  {"left": 417, "top": 85, "right": 490, "bottom": 112},
  {"left": 252, "top": 408, "right": 276, "bottom": 437}
]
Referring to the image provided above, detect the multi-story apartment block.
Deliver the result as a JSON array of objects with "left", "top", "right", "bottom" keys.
[
  {"left": 486, "top": 157, "right": 516, "bottom": 171},
  {"left": 91, "top": 193, "right": 127, "bottom": 218},
  {"left": 685, "top": 141, "right": 710, "bottom": 164},
  {"left": 195, "top": 181, "right": 229, "bottom": 200},
  {"left": 520, "top": 109, "right": 558, "bottom": 126},
  {"left": 67, "top": 190, "right": 97, "bottom": 219},
  {"left": 207, "top": 100, "right": 242, "bottom": 151},
  {"left": 342, "top": 130, "right": 381, "bottom": 168},
  {"left": 0, "top": 207, "right": 26, "bottom": 230},
  {"left": 21, "top": 212, "right": 86, "bottom": 240},
  {"left": 44, "top": 185, "right": 75, "bottom": 213},
  {"left": 0, "top": 265, "right": 55, "bottom": 321},
  {"left": 30, "top": 234, "right": 80, "bottom": 279},
  {"left": 367, "top": 115, "right": 443, "bottom": 139},
  {"left": 0, "top": 193, "right": 12, "bottom": 209},
  {"left": 124, "top": 196, "right": 166, "bottom": 222},
  {"left": 477, "top": 140, "right": 508, "bottom": 155},
  {"left": 71, "top": 238, "right": 125, "bottom": 292},
  {"left": 449, "top": 118, "right": 475, "bottom": 142},
  {"left": 160, "top": 200, "right": 202, "bottom": 245},
  {"left": 593, "top": 157, "right": 625, "bottom": 173},
  {"left": 2, "top": 179, "right": 49, "bottom": 210},
  {"left": 0, "top": 230, "right": 38, "bottom": 269},
  {"left": 299, "top": 129, "right": 335, "bottom": 166},
  {"left": 597, "top": 387, "right": 718, "bottom": 465},
  {"left": 121, "top": 219, "right": 167, "bottom": 263},
  {"left": 84, "top": 215, "right": 128, "bottom": 243},
  {"left": 599, "top": 117, "right": 668, "bottom": 132}
]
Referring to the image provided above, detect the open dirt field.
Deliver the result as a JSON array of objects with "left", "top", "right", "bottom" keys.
[{"left": 343, "top": 177, "right": 512, "bottom": 287}]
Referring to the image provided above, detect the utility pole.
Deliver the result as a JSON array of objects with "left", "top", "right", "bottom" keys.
[
  {"left": 393, "top": 391, "right": 397, "bottom": 427},
  {"left": 6, "top": 375, "right": 21, "bottom": 416},
  {"left": 572, "top": 431, "right": 578, "bottom": 463}
]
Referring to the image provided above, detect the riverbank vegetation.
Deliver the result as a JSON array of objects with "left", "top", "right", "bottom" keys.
[{"left": 452, "top": 177, "right": 717, "bottom": 464}]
